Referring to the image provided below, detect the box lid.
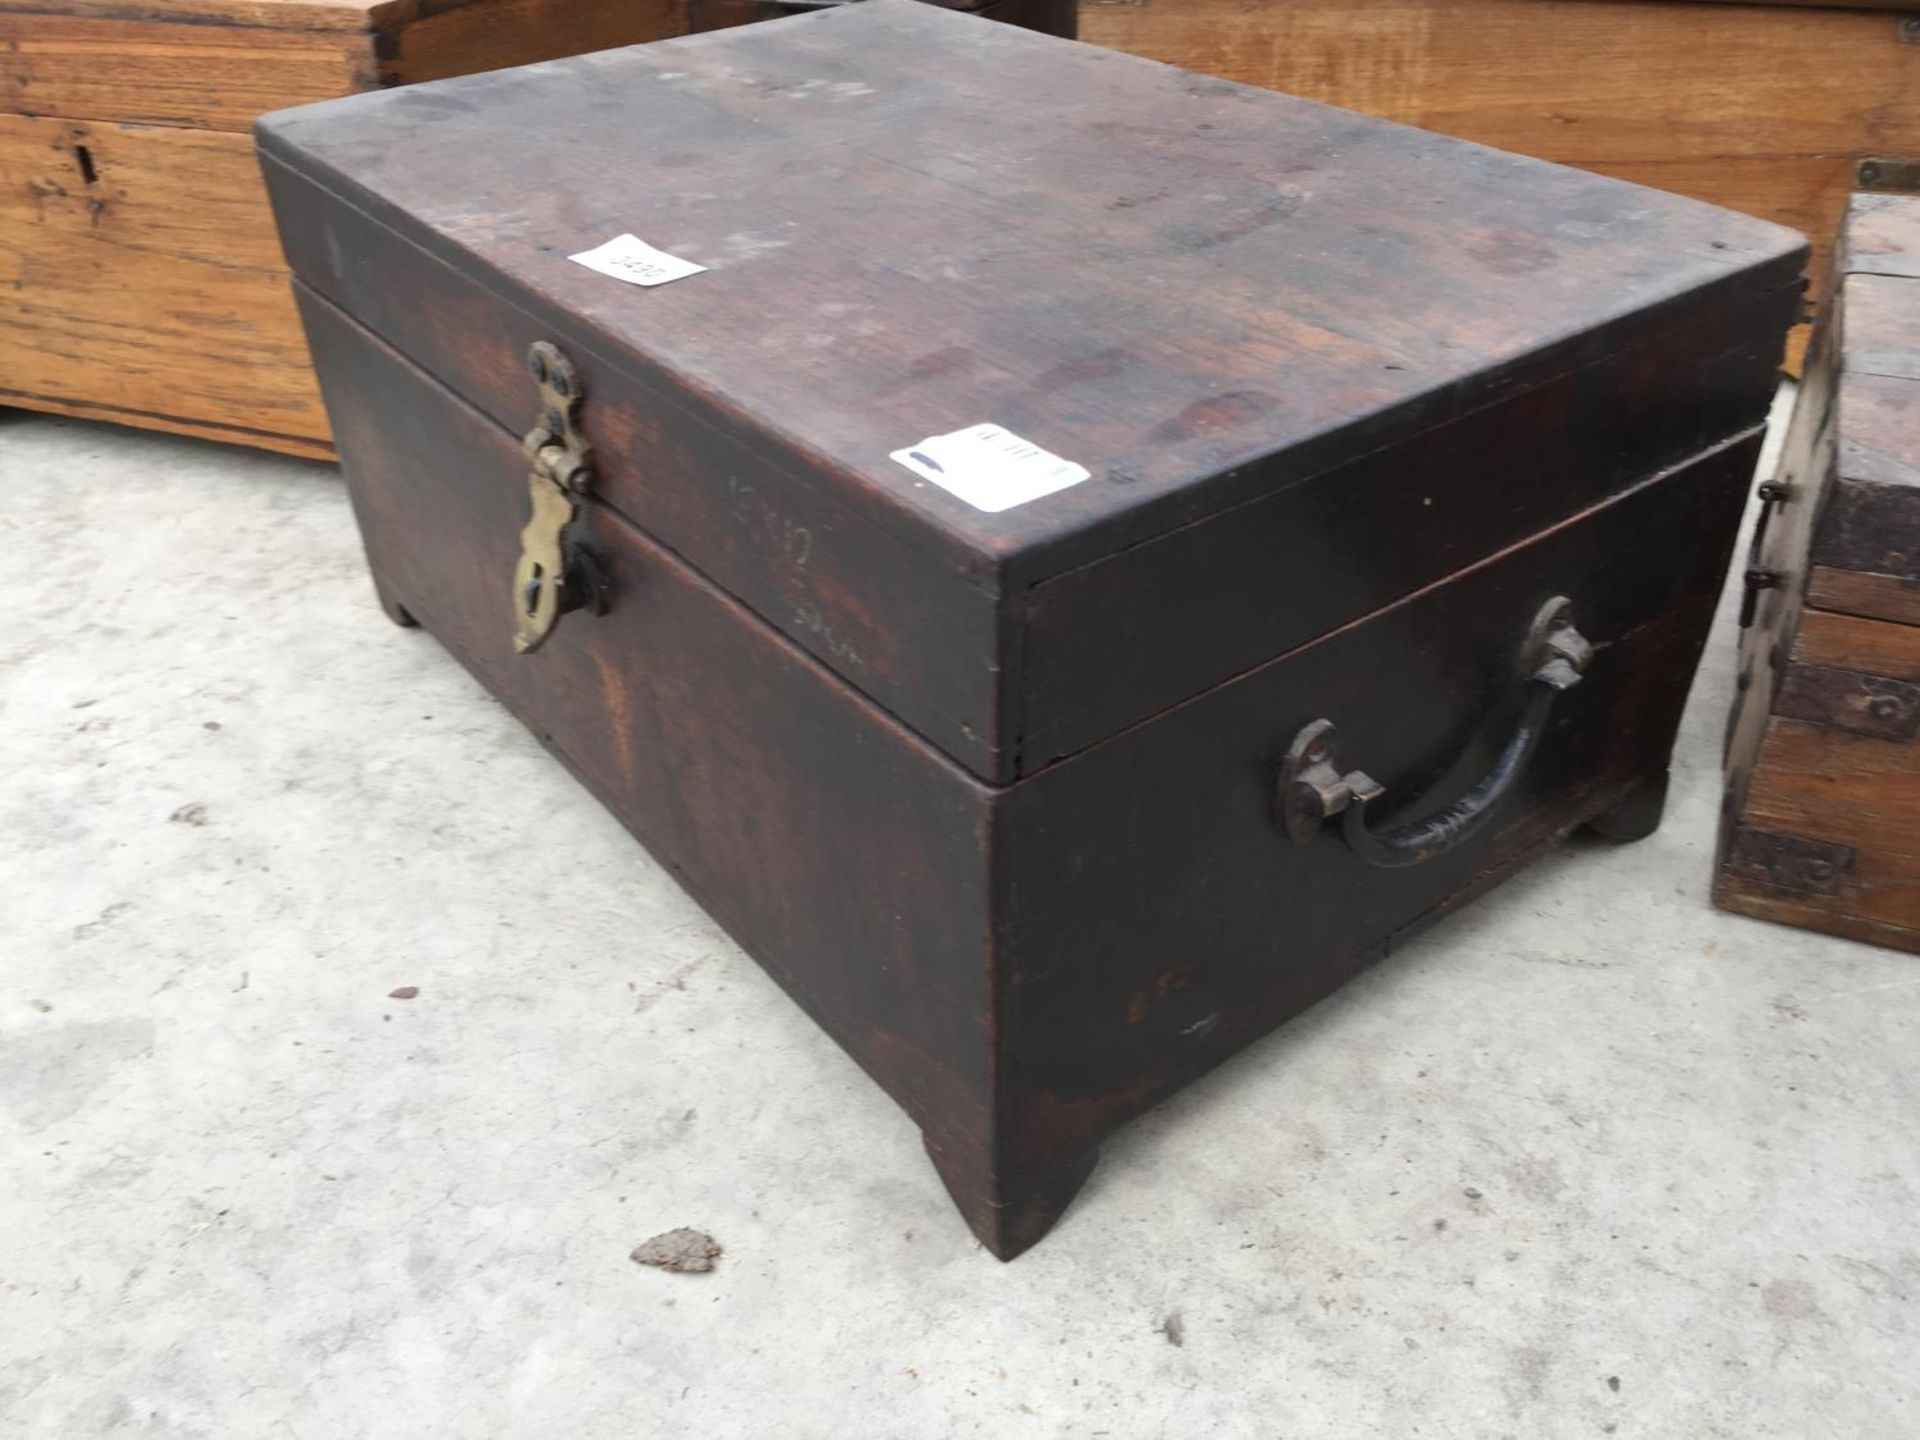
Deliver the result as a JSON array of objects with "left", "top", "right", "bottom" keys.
[{"left": 259, "top": 0, "right": 1806, "bottom": 780}]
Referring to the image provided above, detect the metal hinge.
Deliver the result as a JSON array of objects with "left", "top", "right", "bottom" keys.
[
  {"left": 1858, "top": 157, "right": 1920, "bottom": 194},
  {"left": 1724, "top": 827, "right": 1855, "bottom": 897},
  {"left": 513, "top": 341, "right": 609, "bottom": 654}
]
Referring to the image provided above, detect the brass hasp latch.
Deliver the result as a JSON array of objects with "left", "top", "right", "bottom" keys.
[{"left": 513, "top": 341, "right": 610, "bottom": 654}]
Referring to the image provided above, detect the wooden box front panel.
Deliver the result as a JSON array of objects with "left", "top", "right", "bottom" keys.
[
  {"left": 0, "top": 112, "right": 333, "bottom": 454},
  {"left": 298, "top": 281, "right": 1003, "bottom": 1161},
  {"left": 262, "top": 152, "right": 1007, "bottom": 777},
  {"left": 0, "top": 1, "right": 377, "bottom": 454}
]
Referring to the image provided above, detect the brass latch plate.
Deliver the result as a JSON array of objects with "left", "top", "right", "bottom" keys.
[{"left": 513, "top": 341, "right": 608, "bottom": 654}]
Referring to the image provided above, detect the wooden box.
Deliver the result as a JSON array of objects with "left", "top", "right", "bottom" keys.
[
  {"left": 0, "top": 0, "right": 686, "bottom": 458},
  {"left": 1719, "top": 194, "right": 1920, "bottom": 953},
  {"left": 259, "top": 2, "right": 1804, "bottom": 1255}
]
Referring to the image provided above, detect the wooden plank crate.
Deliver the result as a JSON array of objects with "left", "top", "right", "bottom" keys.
[
  {"left": 1719, "top": 193, "right": 1920, "bottom": 953},
  {"left": 0, "top": 0, "right": 690, "bottom": 459}
]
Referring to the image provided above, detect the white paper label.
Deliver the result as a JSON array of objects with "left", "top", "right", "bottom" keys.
[
  {"left": 567, "top": 233, "right": 707, "bottom": 288},
  {"left": 889, "top": 423, "right": 1090, "bottom": 513}
]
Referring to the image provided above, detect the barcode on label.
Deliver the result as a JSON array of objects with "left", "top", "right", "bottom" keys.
[
  {"left": 567, "top": 233, "right": 707, "bottom": 288},
  {"left": 889, "top": 423, "right": 1090, "bottom": 513}
]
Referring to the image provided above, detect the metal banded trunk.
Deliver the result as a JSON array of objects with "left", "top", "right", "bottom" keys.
[
  {"left": 262, "top": 0, "right": 1805, "bottom": 1255},
  {"left": 1720, "top": 194, "right": 1920, "bottom": 955}
]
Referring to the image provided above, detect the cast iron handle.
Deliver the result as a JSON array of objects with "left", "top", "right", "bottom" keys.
[
  {"left": 1737, "top": 480, "right": 1790, "bottom": 630},
  {"left": 1276, "top": 596, "right": 1592, "bottom": 868}
]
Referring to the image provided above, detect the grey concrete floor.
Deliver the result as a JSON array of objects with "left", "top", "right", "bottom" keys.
[{"left": 2, "top": 404, "right": 1917, "bottom": 1439}]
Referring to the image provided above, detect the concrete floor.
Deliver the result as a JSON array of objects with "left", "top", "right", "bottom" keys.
[{"left": 2, "top": 405, "right": 1916, "bottom": 1439}]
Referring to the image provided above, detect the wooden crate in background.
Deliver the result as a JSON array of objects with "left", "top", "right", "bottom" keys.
[
  {"left": 1082, "top": 0, "right": 1920, "bottom": 367},
  {"left": 0, "top": 0, "right": 689, "bottom": 459}
]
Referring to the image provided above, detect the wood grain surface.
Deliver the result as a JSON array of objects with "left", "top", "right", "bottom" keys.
[
  {"left": 0, "top": 0, "right": 687, "bottom": 456},
  {"left": 1081, "top": 0, "right": 1920, "bottom": 361},
  {"left": 0, "top": 112, "right": 332, "bottom": 452},
  {"left": 282, "top": 0, "right": 1790, "bottom": 1252},
  {"left": 1794, "top": 608, "right": 1920, "bottom": 681},
  {"left": 0, "top": 9, "right": 376, "bottom": 129},
  {"left": 305, "top": 271, "right": 1757, "bottom": 1252}
]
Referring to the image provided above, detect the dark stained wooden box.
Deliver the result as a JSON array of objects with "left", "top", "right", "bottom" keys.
[
  {"left": 1719, "top": 194, "right": 1920, "bottom": 952},
  {"left": 259, "top": 1, "right": 1806, "bottom": 1256}
]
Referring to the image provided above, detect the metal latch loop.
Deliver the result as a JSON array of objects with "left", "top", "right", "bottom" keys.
[{"left": 513, "top": 341, "right": 608, "bottom": 654}]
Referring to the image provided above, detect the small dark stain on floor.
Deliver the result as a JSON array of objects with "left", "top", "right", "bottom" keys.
[
  {"left": 387, "top": 986, "right": 420, "bottom": 1000},
  {"left": 1159, "top": 1312, "right": 1184, "bottom": 1347},
  {"left": 168, "top": 802, "right": 208, "bottom": 826}
]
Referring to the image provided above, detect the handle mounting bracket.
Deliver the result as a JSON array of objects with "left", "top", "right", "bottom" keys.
[{"left": 1277, "top": 597, "right": 1592, "bottom": 866}]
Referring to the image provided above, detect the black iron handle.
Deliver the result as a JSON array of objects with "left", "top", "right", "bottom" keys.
[
  {"left": 1737, "top": 480, "right": 1790, "bottom": 629},
  {"left": 1276, "top": 597, "right": 1592, "bottom": 869}
]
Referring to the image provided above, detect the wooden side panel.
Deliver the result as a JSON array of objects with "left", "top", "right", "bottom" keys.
[
  {"left": 1002, "top": 433, "right": 1756, "bottom": 1159},
  {"left": 1018, "top": 280, "right": 1796, "bottom": 770},
  {"left": 298, "top": 282, "right": 1002, "bottom": 1167},
  {"left": 1809, "top": 202, "right": 1920, "bottom": 620},
  {"left": 1806, "top": 569, "right": 1920, "bottom": 627},
  {"left": 0, "top": 113, "right": 330, "bottom": 454},
  {"left": 1644, "top": 0, "right": 1911, "bottom": 9},
  {"left": 1725, "top": 717, "right": 1920, "bottom": 943},
  {"left": 1835, "top": 370, "right": 1920, "bottom": 489},
  {"left": 1844, "top": 272, "right": 1920, "bottom": 382},
  {"left": 1723, "top": 306, "right": 1839, "bottom": 788},
  {"left": 0, "top": 9, "right": 376, "bottom": 130},
  {"left": 0, "top": 0, "right": 377, "bottom": 31},
  {"left": 1845, "top": 193, "right": 1920, "bottom": 280},
  {"left": 1081, "top": 0, "right": 1920, "bottom": 339},
  {"left": 1794, "top": 608, "right": 1920, "bottom": 682},
  {"left": 379, "top": 0, "right": 689, "bottom": 86},
  {"left": 1710, "top": 885, "right": 1920, "bottom": 956}
]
